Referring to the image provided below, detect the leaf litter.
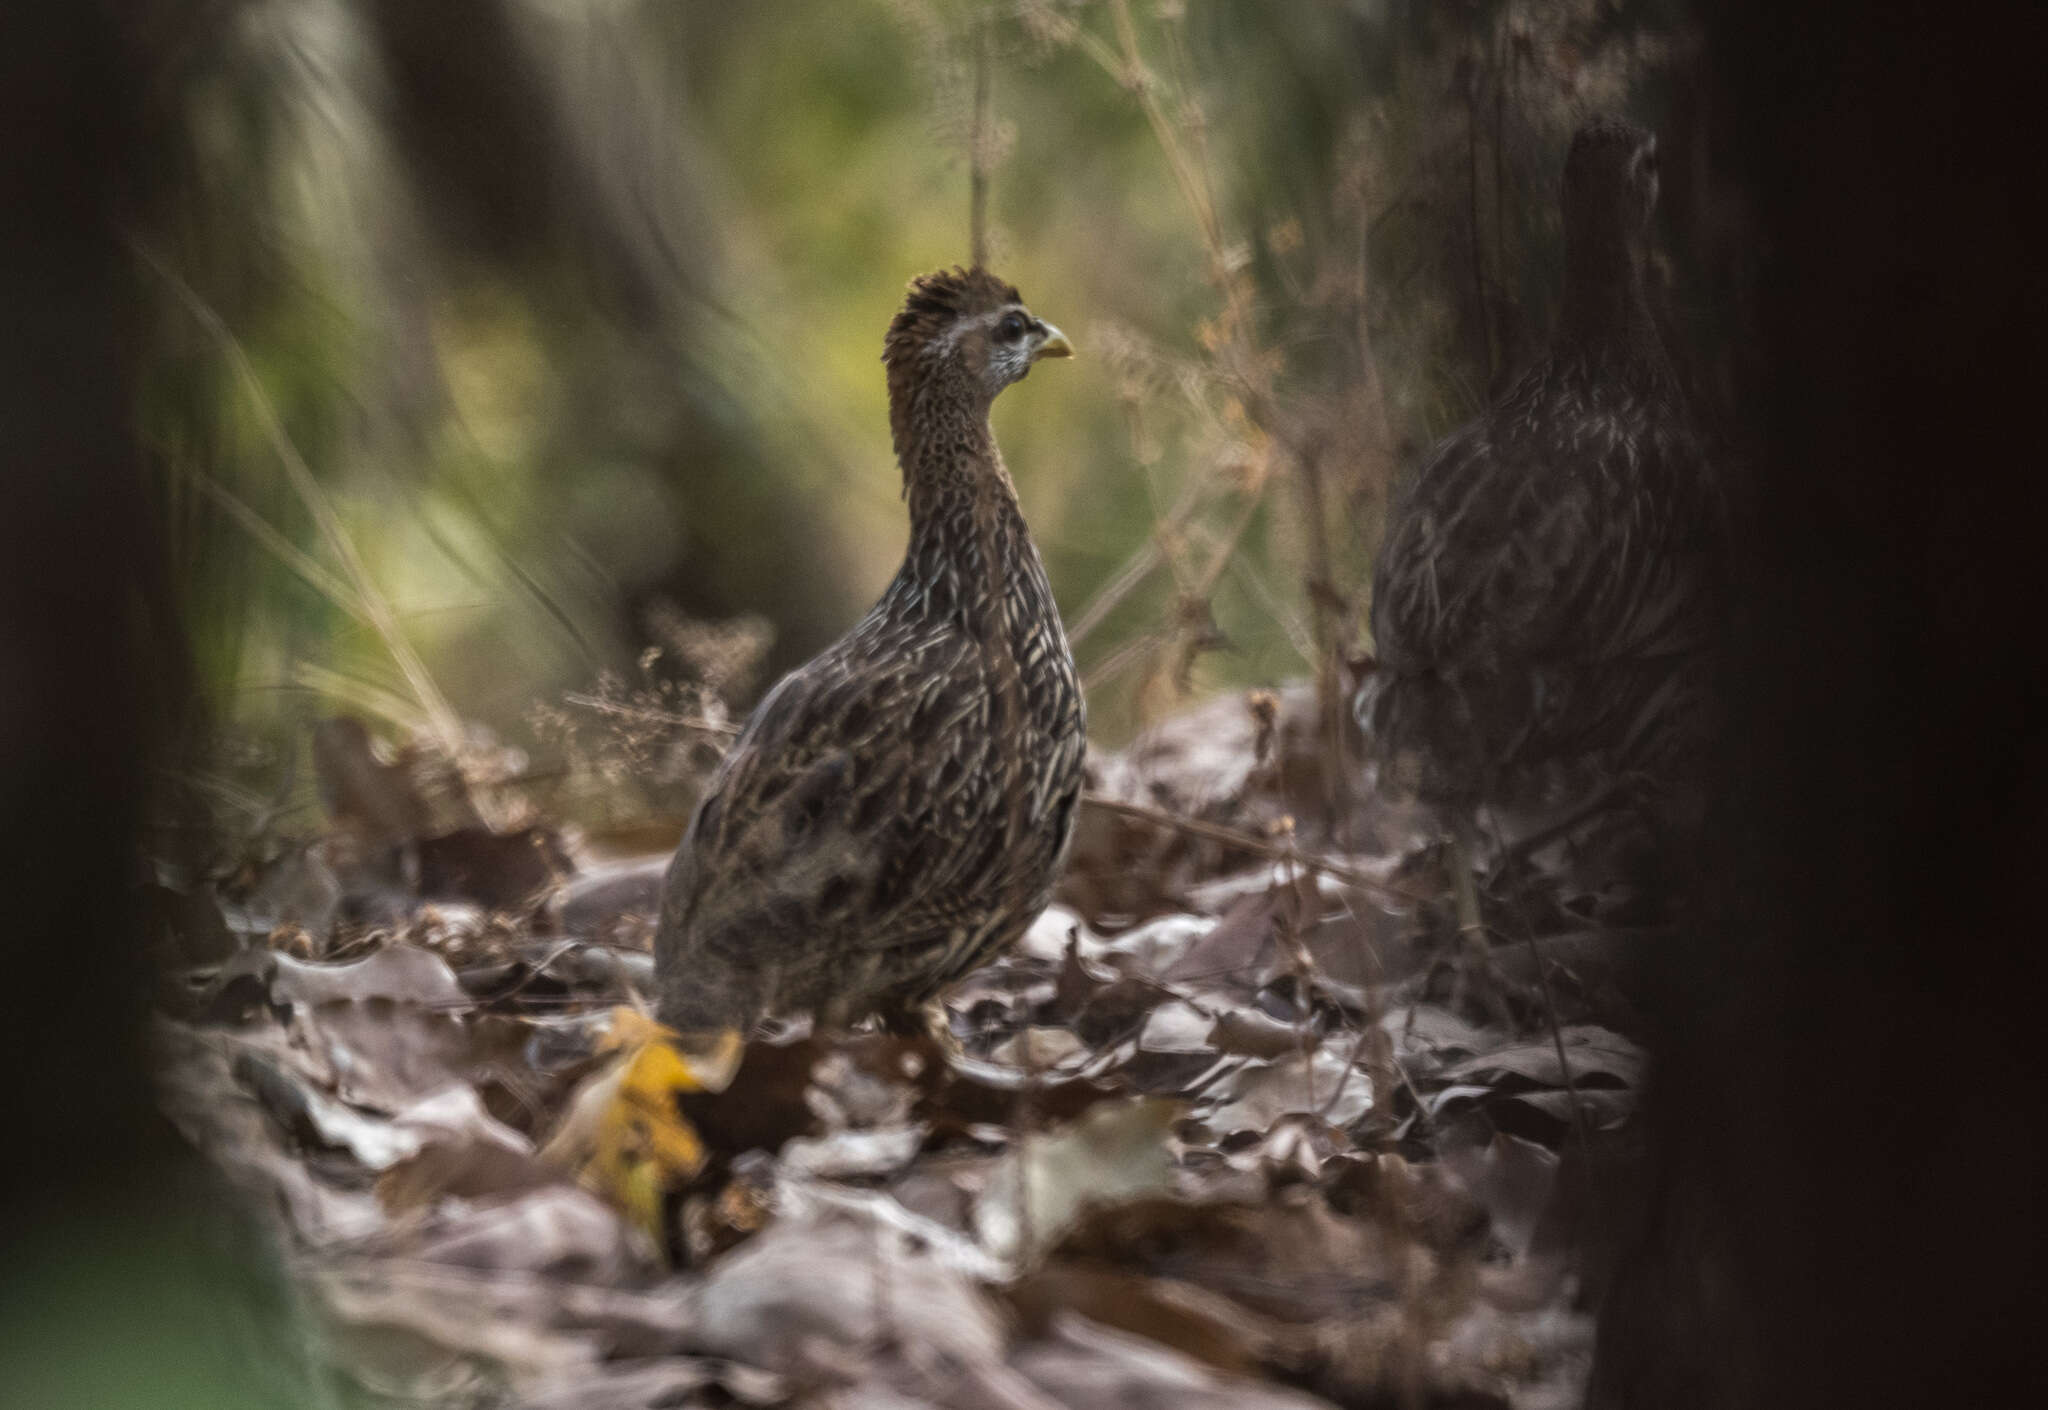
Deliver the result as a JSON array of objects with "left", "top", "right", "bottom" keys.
[{"left": 156, "top": 690, "right": 1645, "bottom": 1407}]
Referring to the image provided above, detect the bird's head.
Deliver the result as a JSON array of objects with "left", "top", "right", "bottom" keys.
[
  {"left": 1563, "top": 116, "right": 1660, "bottom": 250},
  {"left": 883, "top": 266, "right": 1072, "bottom": 425}
]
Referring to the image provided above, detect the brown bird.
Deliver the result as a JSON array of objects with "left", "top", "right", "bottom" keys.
[
  {"left": 1361, "top": 118, "right": 1723, "bottom": 900},
  {"left": 656, "top": 267, "right": 1083, "bottom": 1036}
]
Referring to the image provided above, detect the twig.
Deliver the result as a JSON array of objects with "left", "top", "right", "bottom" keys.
[
  {"left": 1066, "top": 444, "right": 1222, "bottom": 648},
  {"left": 561, "top": 692, "right": 741, "bottom": 737},
  {"left": 1071, "top": 1, "right": 1348, "bottom": 729},
  {"left": 968, "top": 8, "right": 993, "bottom": 268},
  {"left": 1447, "top": 818, "right": 1517, "bottom": 1031},
  {"left": 1078, "top": 631, "right": 1165, "bottom": 695},
  {"left": 1472, "top": 807, "right": 1594, "bottom": 1159},
  {"left": 1511, "top": 913, "right": 1595, "bottom": 1163},
  {"left": 1067, "top": 536, "right": 1167, "bottom": 648},
  {"left": 1078, "top": 791, "right": 1424, "bottom": 904},
  {"left": 1290, "top": 439, "right": 1351, "bottom": 833},
  {"left": 489, "top": 938, "right": 592, "bottom": 1005},
  {"left": 1315, "top": 890, "right": 1401, "bottom": 1126},
  {"left": 1185, "top": 467, "right": 1274, "bottom": 602},
  {"left": 1272, "top": 827, "right": 1320, "bottom": 1113}
]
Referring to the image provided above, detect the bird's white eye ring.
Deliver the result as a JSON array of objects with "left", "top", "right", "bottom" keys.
[{"left": 996, "top": 312, "right": 1027, "bottom": 341}]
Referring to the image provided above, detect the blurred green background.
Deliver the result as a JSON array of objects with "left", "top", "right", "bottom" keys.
[{"left": 143, "top": 0, "right": 1720, "bottom": 829}]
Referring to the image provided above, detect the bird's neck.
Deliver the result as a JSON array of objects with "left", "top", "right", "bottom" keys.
[
  {"left": 1557, "top": 232, "right": 1670, "bottom": 388},
  {"left": 887, "top": 380, "right": 1045, "bottom": 627}
]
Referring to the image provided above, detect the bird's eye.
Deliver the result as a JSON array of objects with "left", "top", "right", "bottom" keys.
[{"left": 996, "top": 312, "right": 1027, "bottom": 341}]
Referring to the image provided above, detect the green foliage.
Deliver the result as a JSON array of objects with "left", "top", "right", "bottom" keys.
[{"left": 140, "top": 0, "right": 1714, "bottom": 813}]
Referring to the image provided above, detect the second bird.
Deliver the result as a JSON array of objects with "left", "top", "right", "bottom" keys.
[
  {"left": 656, "top": 267, "right": 1083, "bottom": 1037},
  {"left": 1361, "top": 117, "right": 1725, "bottom": 889}
]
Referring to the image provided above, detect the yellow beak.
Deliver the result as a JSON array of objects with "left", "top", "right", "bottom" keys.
[{"left": 1033, "top": 323, "right": 1075, "bottom": 360}]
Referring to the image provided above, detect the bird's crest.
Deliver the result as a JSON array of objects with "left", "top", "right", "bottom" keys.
[{"left": 884, "top": 266, "right": 1023, "bottom": 366}]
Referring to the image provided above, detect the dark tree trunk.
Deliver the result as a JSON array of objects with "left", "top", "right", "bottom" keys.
[
  {"left": 0, "top": 1, "right": 164, "bottom": 1223},
  {"left": 1589, "top": 4, "right": 2048, "bottom": 1406},
  {"left": 0, "top": 12, "right": 286, "bottom": 1405}
]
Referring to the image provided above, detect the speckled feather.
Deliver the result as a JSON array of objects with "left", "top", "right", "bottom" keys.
[
  {"left": 1362, "top": 119, "right": 1723, "bottom": 805},
  {"left": 657, "top": 268, "right": 1084, "bottom": 1032}
]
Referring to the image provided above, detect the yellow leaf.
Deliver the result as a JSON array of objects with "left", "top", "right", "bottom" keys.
[
  {"left": 539, "top": 1011, "right": 743, "bottom": 1261},
  {"left": 593, "top": 1039, "right": 710, "bottom": 1190}
]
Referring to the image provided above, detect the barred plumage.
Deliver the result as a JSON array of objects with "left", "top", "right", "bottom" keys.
[
  {"left": 1362, "top": 118, "right": 1722, "bottom": 818},
  {"left": 656, "top": 267, "right": 1082, "bottom": 1033}
]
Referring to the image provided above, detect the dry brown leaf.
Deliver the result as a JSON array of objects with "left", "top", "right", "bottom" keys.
[
  {"left": 975, "top": 1098, "right": 1183, "bottom": 1264},
  {"left": 1439, "top": 1025, "right": 1645, "bottom": 1090},
  {"left": 684, "top": 1214, "right": 1009, "bottom": 1380},
  {"left": 1198, "top": 1045, "right": 1374, "bottom": 1136},
  {"left": 1010, "top": 1311, "right": 1340, "bottom": 1409},
  {"left": 541, "top": 1009, "right": 732, "bottom": 1252}
]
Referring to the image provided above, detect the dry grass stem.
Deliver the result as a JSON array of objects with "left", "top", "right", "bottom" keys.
[{"left": 136, "top": 239, "right": 471, "bottom": 779}]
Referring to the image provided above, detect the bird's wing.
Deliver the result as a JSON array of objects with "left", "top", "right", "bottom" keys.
[
  {"left": 1372, "top": 426, "right": 1573, "bottom": 672},
  {"left": 662, "top": 611, "right": 1035, "bottom": 969},
  {"left": 1371, "top": 417, "right": 1712, "bottom": 676},
  {"left": 1364, "top": 410, "right": 1722, "bottom": 780}
]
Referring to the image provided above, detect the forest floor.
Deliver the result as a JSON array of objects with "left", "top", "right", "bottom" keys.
[{"left": 154, "top": 682, "right": 1650, "bottom": 1409}]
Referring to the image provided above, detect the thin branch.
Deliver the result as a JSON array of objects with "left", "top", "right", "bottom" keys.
[
  {"left": 1067, "top": 537, "right": 1167, "bottom": 647},
  {"left": 1080, "top": 631, "right": 1166, "bottom": 695},
  {"left": 1067, "top": 467, "right": 1213, "bottom": 646},
  {"left": 1517, "top": 917, "right": 1595, "bottom": 1162},
  {"left": 1185, "top": 468, "right": 1273, "bottom": 601},
  {"left": 561, "top": 692, "right": 742, "bottom": 737},
  {"left": 969, "top": 8, "right": 993, "bottom": 268},
  {"left": 1078, "top": 790, "right": 1425, "bottom": 904},
  {"left": 1072, "top": 1, "right": 1327, "bottom": 724}
]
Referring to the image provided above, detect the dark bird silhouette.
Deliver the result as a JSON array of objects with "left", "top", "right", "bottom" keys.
[
  {"left": 1361, "top": 118, "right": 1723, "bottom": 894},
  {"left": 656, "top": 267, "right": 1082, "bottom": 1035}
]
